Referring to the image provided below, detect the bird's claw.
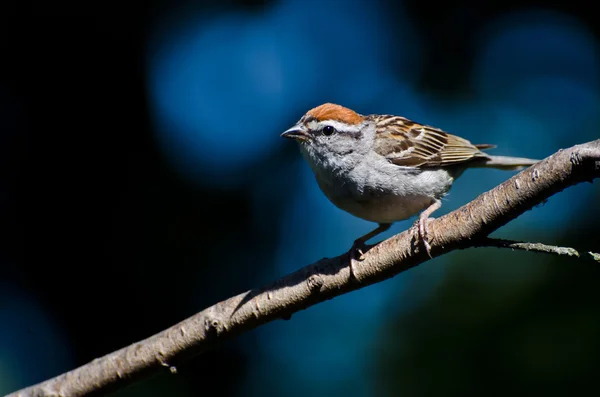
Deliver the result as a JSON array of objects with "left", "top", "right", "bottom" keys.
[
  {"left": 347, "top": 223, "right": 391, "bottom": 282},
  {"left": 352, "top": 246, "right": 365, "bottom": 261},
  {"left": 349, "top": 240, "right": 367, "bottom": 281},
  {"left": 417, "top": 216, "right": 434, "bottom": 258}
]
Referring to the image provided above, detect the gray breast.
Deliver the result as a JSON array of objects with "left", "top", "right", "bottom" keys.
[{"left": 314, "top": 158, "right": 454, "bottom": 223}]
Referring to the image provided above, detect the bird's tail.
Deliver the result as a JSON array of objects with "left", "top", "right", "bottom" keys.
[
  {"left": 479, "top": 155, "right": 539, "bottom": 170},
  {"left": 470, "top": 144, "right": 539, "bottom": 170}
]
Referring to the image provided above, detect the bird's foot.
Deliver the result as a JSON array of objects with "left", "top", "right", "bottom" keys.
[
  {"left": 414, "top": 199, "right": 441, "bottom": 258},
  {"left": 416, "top": 216, "right": 434, "bottom": 258},
  {"left": 349, "top": 239, "right": 367, "bottom": 281},
  {"left": 347, "top": 223, "right": 392, "bottom": 281}
]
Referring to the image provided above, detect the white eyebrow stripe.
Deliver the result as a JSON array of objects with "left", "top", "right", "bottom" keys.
[{"left": 319, "top": 120, "right": 362, "bottom": 133}]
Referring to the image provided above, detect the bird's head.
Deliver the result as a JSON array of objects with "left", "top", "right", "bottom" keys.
[{"left": 281, "top": 103, "right": 374, "bottom": 162}]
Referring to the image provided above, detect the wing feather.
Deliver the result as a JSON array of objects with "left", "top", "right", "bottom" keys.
[{"left": 370, "top": 116, "right": 489, "bottom": 168}]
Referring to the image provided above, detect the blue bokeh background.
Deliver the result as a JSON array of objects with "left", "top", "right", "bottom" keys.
[{"left": 1, "top": 1, "right": 599, "bottom": 396}]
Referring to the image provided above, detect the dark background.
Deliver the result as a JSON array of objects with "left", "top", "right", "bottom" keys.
[{"left": 1, "top": 1, "right": 599, "bottom": 396}]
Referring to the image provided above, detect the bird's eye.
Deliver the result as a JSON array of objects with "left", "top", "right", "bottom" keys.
[{"left": 322, "top": 125, "right": 335, "bottom": 136}]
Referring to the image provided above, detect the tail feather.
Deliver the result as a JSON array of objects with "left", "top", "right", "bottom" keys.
[
  {"left": 474, "top": 155, "right": 539, "bottom": 170},
  {"left": 471, "top": 143, "right": 538, "bottom": 170},
  {"left": 474, "top": 143, "right": 497, "bottom": 150}
]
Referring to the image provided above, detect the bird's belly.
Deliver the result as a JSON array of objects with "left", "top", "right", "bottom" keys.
[
  {"left": 327, "top": 192, "right": 434, "bottom": 224},
  {"left": 313, "top": 164, "right": 453, "bottom": 224}
]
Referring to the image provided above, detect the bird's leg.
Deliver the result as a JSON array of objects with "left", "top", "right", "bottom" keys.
[
  {"left": 417, "top": 199, "right": 441, "bottom": 257},
  {"left": 349, "top": 223, "right": 391, "bottom": 280}
]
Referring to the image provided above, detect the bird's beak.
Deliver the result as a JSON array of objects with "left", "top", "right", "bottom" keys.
[{"left": 281, "top": 125, "right": 311, "bottom": 142}]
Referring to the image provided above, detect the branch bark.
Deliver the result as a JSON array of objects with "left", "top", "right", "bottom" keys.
[
  {"left": 7, "top": 140, "right": 600, "bottom": 397},
  {"left": 474, "top": 238, "right": 581, "bottom": 257}
]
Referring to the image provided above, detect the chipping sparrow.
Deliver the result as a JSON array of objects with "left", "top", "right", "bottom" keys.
[{"left": 281, "top": 103, "right": 538, "bottom": 275}]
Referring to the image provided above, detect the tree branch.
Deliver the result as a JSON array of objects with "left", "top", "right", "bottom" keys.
[
  {"left": 7, "top": 140, "right": 600, "bottom": 397},
  {"left": 474, "top": 238, "right": 580, "bottom": 257}
]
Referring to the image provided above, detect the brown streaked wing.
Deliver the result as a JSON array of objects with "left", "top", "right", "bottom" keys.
[{"left": 371, "top": 116, "right": 487, "bottom": 167}]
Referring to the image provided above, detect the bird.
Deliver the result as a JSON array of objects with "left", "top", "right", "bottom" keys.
[{"left": 281, "top": 103, "right": 538, "bottom": 276}]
